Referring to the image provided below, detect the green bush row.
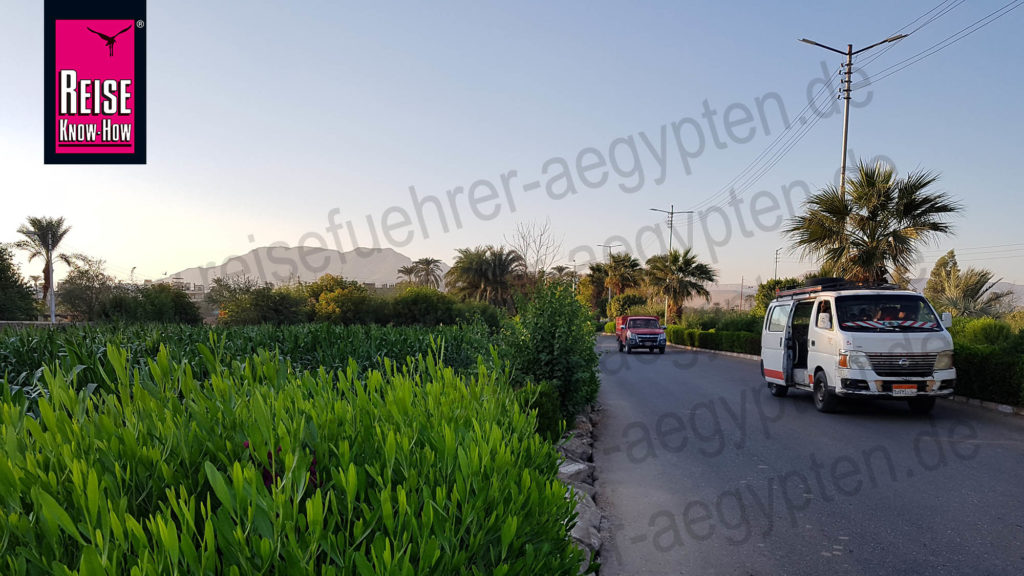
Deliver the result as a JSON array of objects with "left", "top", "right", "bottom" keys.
[
  {"left": 603, "top": 321, "right": 615, "bottom": 334},
  {"left": 0, "top": 323, "right": 492, "bottom": 394},
  {"left": 949, "top": 316, "right": 1024, "bottom": 406},
  {"left": 0, "top": 347, "right": 584, "bottom": 575},
  {"left": 665, "top": 327, "right": 760, "bottom": 355},
  {"left": 951, "top": 342, "right": 1024, "bottom": 406}
]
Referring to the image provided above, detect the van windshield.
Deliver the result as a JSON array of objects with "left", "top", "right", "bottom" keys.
[
  {"left": 628, "top": 318, "right": 661, "bottom": 330},
  {"left": 835, "top": 295, "right": 942, "bottom": 332}
]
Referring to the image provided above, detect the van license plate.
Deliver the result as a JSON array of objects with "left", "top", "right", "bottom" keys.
[{"left": 892, "top": 385, "right": 917, "bottom": 397}]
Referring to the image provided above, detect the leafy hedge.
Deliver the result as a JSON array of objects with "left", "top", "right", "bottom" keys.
[
  {"left": 603, "top": 321, "right": 615, "bottom": 334},
  {"left": 0, "top": 348, "right": 584, "bottom": 575},
  {"left": 952, "top": 343, "right": 1024, "bottom": 406},
  {"left": 949, "top": 317, "right": 1024, "bottom": 406},
  {"left": 665, "top": 326, "right": 760, "bottom": 355}
]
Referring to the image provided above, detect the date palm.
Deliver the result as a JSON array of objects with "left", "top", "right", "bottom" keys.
[
  {"left": 412, "top": 257, "right": 444, "bottom": 289},
  {"left": 396, "top": 264, "right": 417, "bottom": 284},
  {"left": 784, "top": 161, "right": 961, "bottom": 285},
  {"left": 13, "top": 216, "right": 78, "bottom": 302},
  {"left": 645, "top": 248, "right": 718, "bottom": 317},
  {"left": 604, "top": 252, "right": 642, "bottom": 296},
  {"left": 930, "top": 265, "right": 1012, "bottom": 318},
  {"left": 445, "top": 246, "right": 526, "bottom": 309}
]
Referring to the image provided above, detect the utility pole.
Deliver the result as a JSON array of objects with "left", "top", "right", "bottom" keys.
[
  {"left": 739, "top": 276, "right": 744, "bottom": 311},
  {"left": 597, "top": 243, "right": 622, "bottom": 306},
  {"left": 774, "top": 247, "right": 782, "bottom": 281},
  {"left": 799, "top": 33, "right": 908, "bottom": 197},
  {"left": 650, "top": 205, "right": 694, "bottom": 323},
  {"left": 47, "top": 232, "right": 55, "bottom": 323}
]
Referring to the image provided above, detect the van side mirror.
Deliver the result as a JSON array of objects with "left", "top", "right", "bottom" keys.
[
  {"left": 816, "top": 313, "right": 832, "bottom": 330},
  {"left": 660, "top": 325, "right": 667, "bottom": 330},
  {"left": 941, "top": 312, "right": 953, "bottom": 328}
]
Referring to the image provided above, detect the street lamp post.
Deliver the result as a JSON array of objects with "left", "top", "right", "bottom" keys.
[
  {"left": 597, "top": 243, "right": 622, "bottom": 307},
  {"left": 650, "top": 204, "right": 694, "bottom": 323},
  {"left": 799, "top": 33, "right": 908, "bottom": 197}
]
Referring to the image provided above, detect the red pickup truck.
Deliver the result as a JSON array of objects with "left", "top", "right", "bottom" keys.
[{"left": 615, "top": 315, "right": 666, "bottom": 354}]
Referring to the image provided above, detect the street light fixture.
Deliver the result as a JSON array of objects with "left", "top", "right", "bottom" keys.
[{"left": 799, "top": 33, "right": 908, "bottom": 197}]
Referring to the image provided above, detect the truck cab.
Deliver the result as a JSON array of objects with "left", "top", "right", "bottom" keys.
[
  {"left": 616, "top": 315, "right": 667, "bottom": 354},
  {"left": 760, "top": 281, "right": 955, "bottom": 414}
]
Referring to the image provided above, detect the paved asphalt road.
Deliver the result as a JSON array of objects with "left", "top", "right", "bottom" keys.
[{"left": 592, "top": 335, "right": 1024, "bottom": 576}]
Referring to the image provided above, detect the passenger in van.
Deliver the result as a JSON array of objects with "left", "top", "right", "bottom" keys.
[
  {"left": 877, "top": 306, "right": 899, "bottom": 321},
  {"left": 898, "top": 305, "right": 918, "bottom": 321}
]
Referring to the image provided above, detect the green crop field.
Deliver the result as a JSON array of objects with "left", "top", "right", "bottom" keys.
[{"left": 0, "top": 323, "right": 585, "bottom": 575}]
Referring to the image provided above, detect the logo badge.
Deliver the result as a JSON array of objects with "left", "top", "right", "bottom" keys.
[{"left": 45, "top": 1, "right": 146, "bottom": 164}]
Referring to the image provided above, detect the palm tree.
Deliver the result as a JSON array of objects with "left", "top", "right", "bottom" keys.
[
  {"left": 549, "top": 265, "right": 569, "bottom": 278},
  {"left": 412, "top": 257, "right": 443, "bottom": 289},
  {"left": 931, "top": 265, "right": 1013, "bottom": 318},
  {"left": 13, "top": 216, "right": 78, "bottom": 302},
  {"left": 645, "top": 248, "right": 718, "bottom": 318},
  {"left": 604, "top": 252, "right": 643, "bottom": 296},
  {"left": 396, "top": 264, "right": 417, "bottom": 284},
  {"left": 784, "top": 161, "right": 961, "bottom": 285},
  {"left": 445, "top": 245, "right": 526, "bottom": 309}
]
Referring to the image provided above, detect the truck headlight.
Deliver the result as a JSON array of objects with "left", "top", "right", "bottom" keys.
[
  {"left": 838, "top": 350, "right": 871, "bottom": 370},
  {"left": 934, "top": 351, "right": 954, "bottom": 371},
  {"left": 659, "top": 333, "right": 666, "bottom": 342}
]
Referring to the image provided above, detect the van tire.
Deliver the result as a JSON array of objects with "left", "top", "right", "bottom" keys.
[
  {"left": 813, "top": 371, "right": 839, "bottom": 413},
  {"left": 907, "top": 397, "right": 936, "bottom": 415},
  {"left": 626, "top": 344, "right": 632, "bottom": 354},
  {"left": 618, "top": 340, "right": 624, "bottom": 353},
  {"left": 658, "top": 347, "right": 665, "bottom": 354},
  {"left": 769, "top": 381, "right": 789, "bottom": 398}
]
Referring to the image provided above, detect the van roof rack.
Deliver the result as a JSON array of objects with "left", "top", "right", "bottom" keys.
[{"left": 775, "top": 278, "right": 901, "bottom": 298}]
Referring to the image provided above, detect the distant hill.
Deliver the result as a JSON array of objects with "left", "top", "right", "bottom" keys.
[{"left": 160, "top": 246, "right": 445, "bottom": 288}]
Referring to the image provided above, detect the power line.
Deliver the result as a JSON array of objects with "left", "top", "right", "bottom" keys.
[
  {"left": 854, "top": 0, "right": 1024, "bottom": 88},
  {"left": 685, "top": 0, "right": 1007, "bottom": 226}
]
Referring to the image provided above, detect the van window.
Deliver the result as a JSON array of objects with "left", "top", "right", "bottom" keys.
[
  {"left": 835, "top": 294, "right": 942, "bottom": 332},
  {"left": 767, "top": 304, "right": 791, "bottom": 332},
  {"left": 816, "top": 300, "right": 833, "bottom": 330}
]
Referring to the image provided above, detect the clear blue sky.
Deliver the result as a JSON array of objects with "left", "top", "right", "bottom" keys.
[{"left": 2, "top": 0, "right": 1022, "bottom": 288}]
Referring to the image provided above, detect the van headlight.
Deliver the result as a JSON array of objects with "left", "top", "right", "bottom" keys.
[
  {"left": 934, "top": 351, "right": 954, "bottom": 371},
  {"left": 659, "top": 333, "right": 666, "bottom": 342},
  {"left": 838, "top": 350, "right": 871, "bottom": 370}
]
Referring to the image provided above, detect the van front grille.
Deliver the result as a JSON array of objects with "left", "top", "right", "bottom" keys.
[{"left": 866, "top": 353, "right": 936, "bottom": 377}]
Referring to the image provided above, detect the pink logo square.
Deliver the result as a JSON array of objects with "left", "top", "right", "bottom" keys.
[{"left": 55, "top": 19, "right": 136, "bottom": 154}]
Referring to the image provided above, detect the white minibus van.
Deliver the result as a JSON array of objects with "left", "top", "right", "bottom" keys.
[{"left": 761, "top": 280, "right": 956, "bottom": 414}]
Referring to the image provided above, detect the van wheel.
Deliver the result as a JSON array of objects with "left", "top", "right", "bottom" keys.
[
  {"left": 626, "top": 344, "right": 632, "bottom": 354},
  {"left": 813, "top": 371, "right": 839, "bottom": 413},
  {"left": 659, "top": 347, "right": 665, "bottom": 354},
  {"left": 908, "top": 397, "right": 936, "bottom": 415},
  {"left": 618, "top": 340, "right": 624, "bottom": 353},
  {"left": 768, "top": 381, "right": 789, "bottom": 398}
]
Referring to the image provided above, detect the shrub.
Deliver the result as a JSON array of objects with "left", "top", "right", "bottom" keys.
[
  {"left": 625, "top": 302, "right": 664, "bottom": 320},
  {"left": 717, "top": 312, "right": 762, "bottom": 334},
  {"left": 665, "top": 325, "right": 686, "bottom": 344},
  {"left": 509, "top": 283, "right": 601, "bottom": 423},
  {"left": 606, "top": 293, "right": 647, "bottom": 319},
  {"left": 957, "top": 317, "right": 1015, "bottom": 347},
  {"left": 454, "top": 300, "right": 505, "bottom": 333},
  {"left": 390, "top": 286, "right": 456, "bottom": 326},
  {"left": 603, "top": 321, "right": 615, "bottom": 334},
  {"left": 313, "top": 287, "right": 383, "bottom": 325},
  {"left": 952, "top": 343, "right": 1024, "bottom": 405},
  {"left": 0, "top": 245, "right": 36, "bottom": 321},
  {"left": 0, "top": 348, "right": 585, "bottom": 575},
  {"left": 1005, "top": 308, "right": 1024, "bottom": 334}
]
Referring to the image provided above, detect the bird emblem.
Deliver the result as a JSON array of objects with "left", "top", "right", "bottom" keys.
[{"left": 87, "top": 25, "right": 132, "bottom": 57}]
